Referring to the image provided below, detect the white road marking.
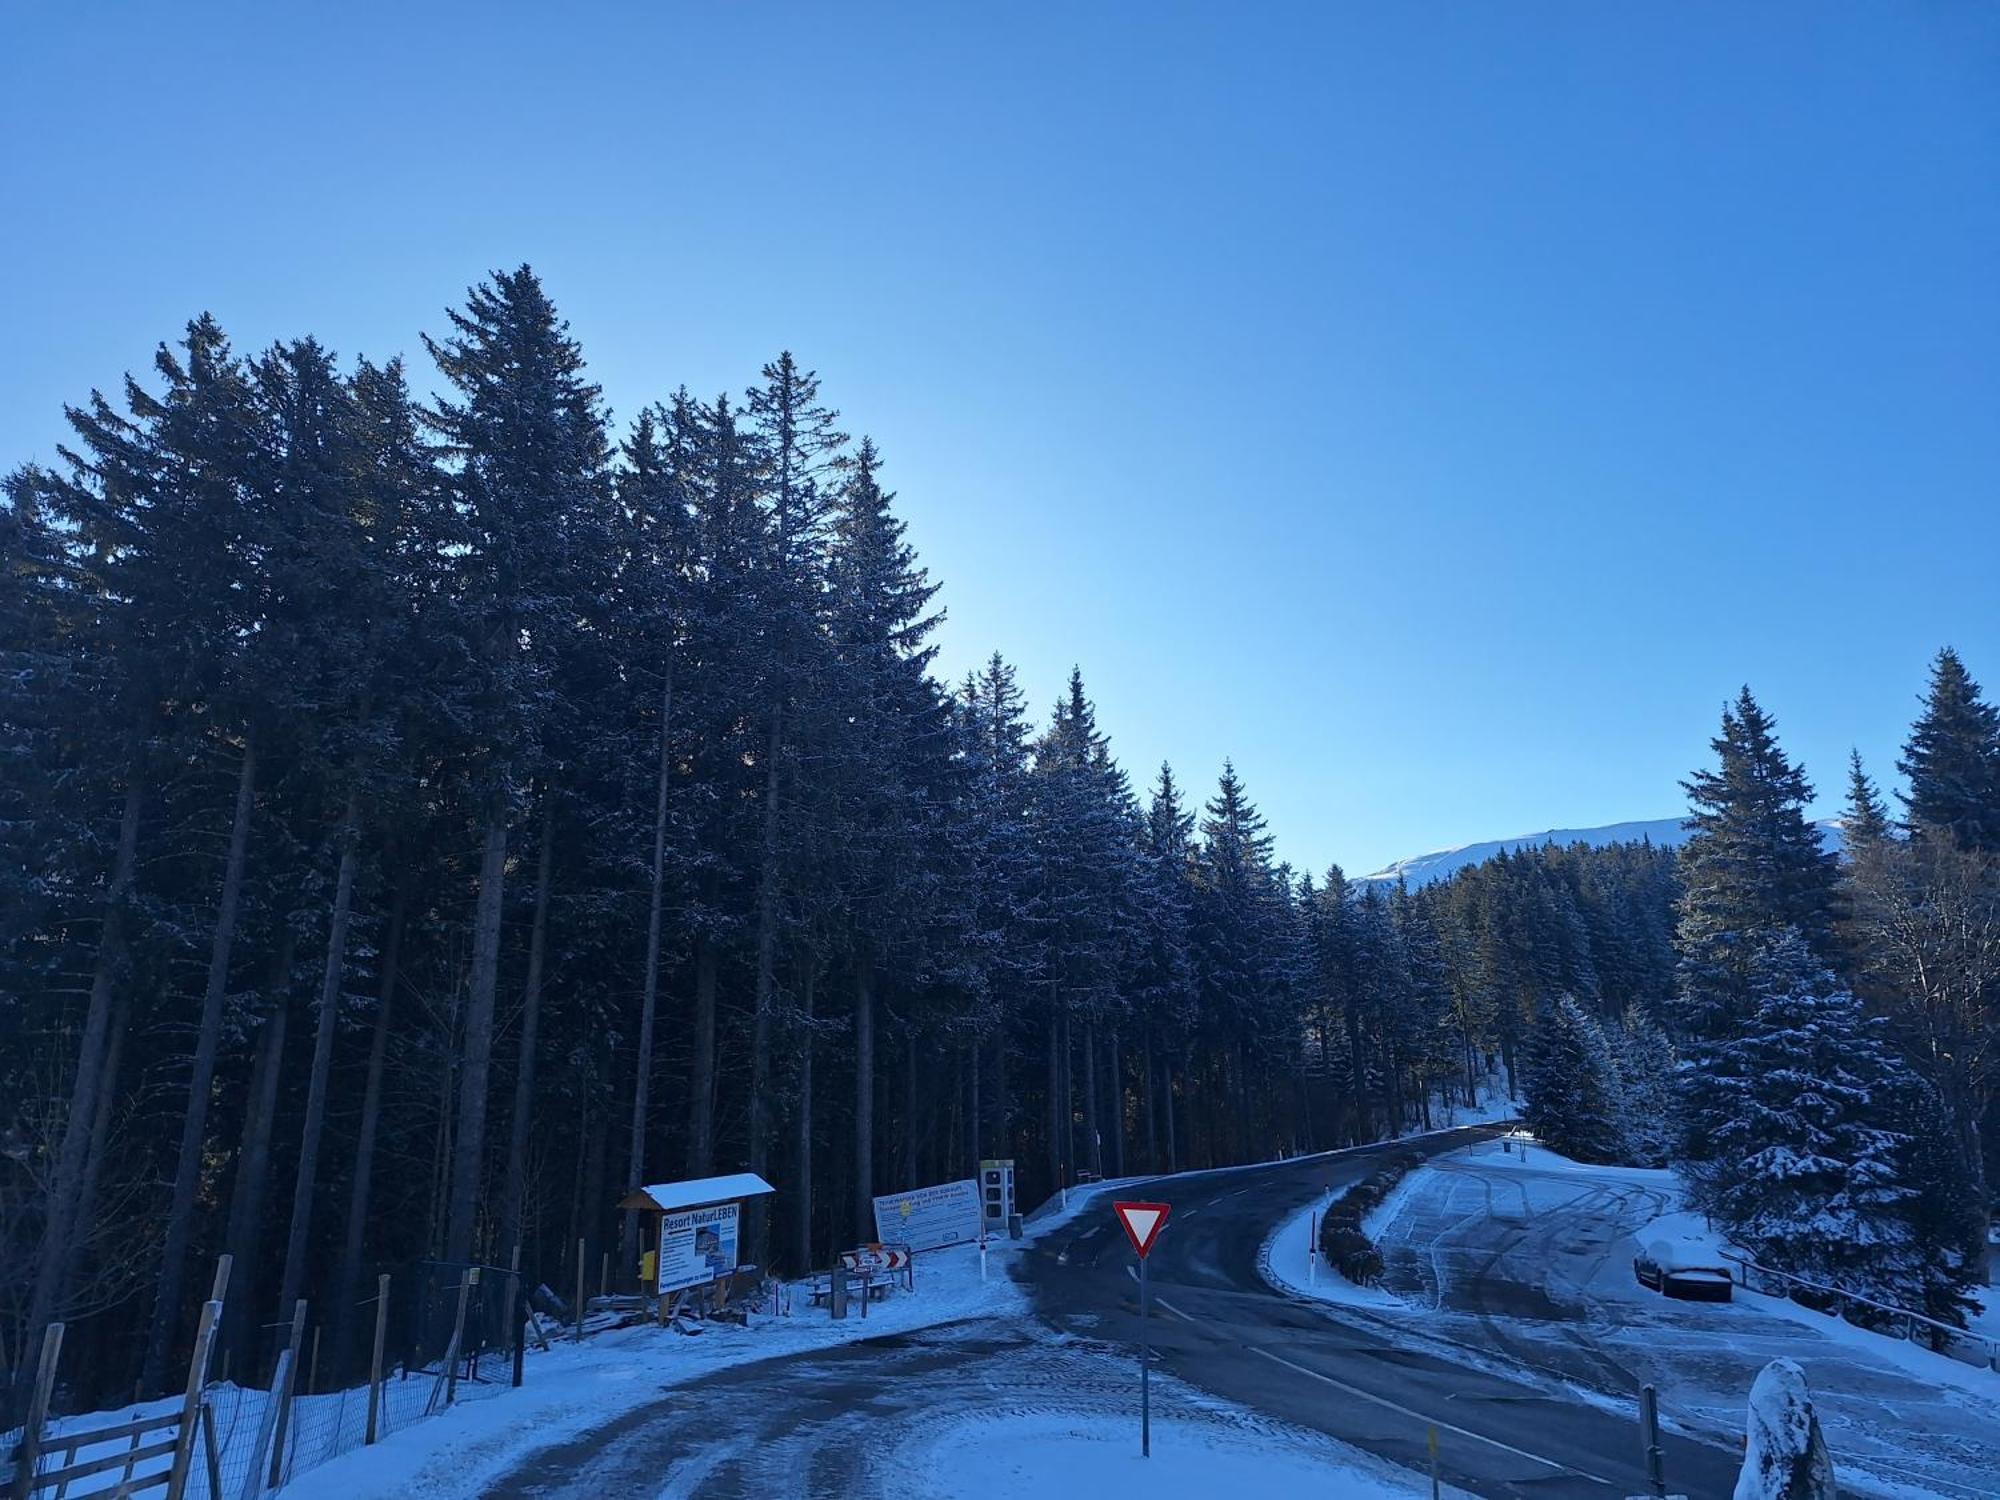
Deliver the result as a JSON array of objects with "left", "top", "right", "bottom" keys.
[{"left": 1151, "top": 1290, "right": 1625, "bottom": 1490}]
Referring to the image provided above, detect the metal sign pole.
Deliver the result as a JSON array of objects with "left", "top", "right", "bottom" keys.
[{"left": 1140, "top": 1251, "right": 1151, "bottom": 1458}]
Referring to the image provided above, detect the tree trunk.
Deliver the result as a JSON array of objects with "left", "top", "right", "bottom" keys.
[
  {"left": 1165, "top": 1057, "right": 1179, "bottom": 1173},
  {"left": 70, "top": 988, "right": 132, "bottom": 1289},
  {"left": 143, "top": 734, "right": 256, "bottom": 1392},
  {"left": 747, "top": 701, "right": 782, "bottom": 1265},
  {"left": 1045, "top": 1002, "right": 1062, "bottom": 1193},
  {"left": 330, "top": 878, "right": 408, "bottom": 1375},
  {"left": 622, "top": 673, "right": 674, "bottom": 1273},
  {"left": 224, "top": 933, "right": 296, "bottom": 1374},
  {"left": 1347, "top": 1006, "right": 1370, "bottom": 1142},
  {"left": 901, "top": 1030, "right": 918, "bottom": 1189},
  {"left": 687, "top": 938, "right": 718, "bottom": 1176},
  {"left": 1083, "top": 1021, "right": 1103, "bottom": 1177},
  {"left": 969, "top": 1037, "right": 982, "bottom": 1168},
  {"left": 853, "top": 955, "right": 876, "bottom": 1241},
  {"left": 446, "top": 810, "right": 509, "bottom": 1265},
  {"left": 500, "top": 798, "right": 555, "bottom": 1259},
  {"left": 581, "top": 1057, "right": 609, "bottom": 1289},
  {"left": 277, "top": 792, "right": 362, "bottom": 1316},
  {"left": 993, "top": 1033, "right": 1009, "bottom": 1163},
  {"left": 1142, "top": 1027, "right": 1158, "bottom": 1172},
  {"left": 794, "top": 967, "right": 816, "bottom": 1274},
  {"left": 1108, "top": 1030, "right": 1125, "bottom": 1178},
  {"left": 20, "top": 770, "right": 142, "bottom": 1391},
  {"left": 1064, "top": 1014, "right": 1079, "bottom": 1178}
]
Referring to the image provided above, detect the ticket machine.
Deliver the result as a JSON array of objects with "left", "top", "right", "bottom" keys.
[{"left": 980, "top": 1157, "right": 1020, "bottom": 1239}]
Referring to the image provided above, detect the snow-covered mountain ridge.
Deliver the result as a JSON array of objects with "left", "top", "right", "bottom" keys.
[{"left": 1358, "top": 816, "right": 1846, "bottom": 889}]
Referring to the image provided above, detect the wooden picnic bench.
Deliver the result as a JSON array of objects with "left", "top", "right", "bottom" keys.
[{"left": 806, "top": 1273, "right": 893, "bottom": 1307}]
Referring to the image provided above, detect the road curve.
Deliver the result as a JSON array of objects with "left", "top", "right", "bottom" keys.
[
  {"left": 1025, "top": 1128, "right": 1746, "bottom": 1499},
  {"left": 478, "top": 1128, "right": 1750, "bottom": 1498}
]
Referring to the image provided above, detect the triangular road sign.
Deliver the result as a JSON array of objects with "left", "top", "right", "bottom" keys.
[{"left": 1113, "top": 1200, "right": 1171, "bottom": 1258}]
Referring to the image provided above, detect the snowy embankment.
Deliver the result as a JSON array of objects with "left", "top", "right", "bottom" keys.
[
  {"left": 1625, "top": 1207, "right": 2000, "bottom": 1402},
  {"left": 1278, "top": 1134, "right": 2000, "bottom": 1500},
  {"left": 283, "top": 1240, "right": 1025, "bottom": 1500}
]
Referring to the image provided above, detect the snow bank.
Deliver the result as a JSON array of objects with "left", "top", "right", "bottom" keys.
[
  {"left": 1734, "top": 1358, "right": 1836, "bottom": 1500},
  {"left": 1260, "top": 1188, "right": 1405, "bottom": 1312},
  {"left": 880, "top": 1409, "right": 1469, "bottom": 1498},
  {"left": 280, "top": 1239, "right": 1025, "bottom": 1500}
]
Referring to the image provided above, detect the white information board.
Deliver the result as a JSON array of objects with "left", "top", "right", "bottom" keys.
[
  {"left": 657, "top": 1202, "right": 739, "bottom": 1294},
  {"left": 872, "top": 1178, "right": 982, "bottom": 1252}
]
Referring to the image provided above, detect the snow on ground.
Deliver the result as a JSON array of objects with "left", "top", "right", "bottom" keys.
[
  {"left": 1965, "top": 1281, "right": 1999, "bottom": 1345},
  {"left": 880, "top": 1407, "right": 1473, "bottom": 1499},
  {"left": 280, "top": 1239, "right": 1024, "bottom": 1500},
  {"left": 1625, "top": 1207, "right": 2000, "bottom": 1403},
  {"left": 1351, "top": 1135, "right": 2000, "bottom": 1500}
]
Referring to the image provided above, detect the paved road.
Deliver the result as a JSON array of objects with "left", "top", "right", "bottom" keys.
[
  {"left": 1027, "top": 1130, "right": 1745, "bottom": 1499},
  {"left": 482, "top": 1129, "right": 1751, "bottom": 1497}
]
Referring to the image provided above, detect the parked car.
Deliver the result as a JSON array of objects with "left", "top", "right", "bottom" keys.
[{"left": 1634, "top": 1237, "right": 1734, "bottom": 1301}]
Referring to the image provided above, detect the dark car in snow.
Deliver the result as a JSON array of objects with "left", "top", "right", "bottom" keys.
[{"left": 1633, "top": 1238, "right": 1733, "bottom": 1302}]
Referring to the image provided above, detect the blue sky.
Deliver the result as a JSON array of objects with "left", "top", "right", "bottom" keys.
[{"left": 4, "top": 2, "right": 1996, "bottom": 875}]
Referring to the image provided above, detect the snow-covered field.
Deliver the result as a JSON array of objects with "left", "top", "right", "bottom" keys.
[{"left": 1285, "top": 1135, "right": 2000, "bottom": 1500}]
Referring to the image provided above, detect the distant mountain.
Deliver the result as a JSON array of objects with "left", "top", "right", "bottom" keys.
[{"left": 1357, "top": 816, "right": 1846, "bottom": 889}]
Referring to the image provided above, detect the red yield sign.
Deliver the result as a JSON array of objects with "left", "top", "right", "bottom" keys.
[{"left": 1113, "top": 1201, "right": 1170, "bottom": 1259}]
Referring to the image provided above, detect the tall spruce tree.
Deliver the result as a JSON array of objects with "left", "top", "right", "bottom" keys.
[
  {"left": 1841, "top": 749, "right": 1893, "bottom": 852},
  {"left": 1676, "top": 687, "right": 1840, "bottom": 1041},
  {"left": 422, "top": 267, "right": 613, "bottom": 1265},
  {"left": 1523, "top": 996, "right": 1621, "bottom": 1163},
  {"left": 1683, "top": 931, "right": 1922, "bottom": 1301},
  {"left": 1899, "top": 647, "right": 2000, "bottom": 854}
]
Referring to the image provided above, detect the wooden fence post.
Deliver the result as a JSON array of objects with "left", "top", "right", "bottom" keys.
[
  {"left": 442, "top": 1270, "right": 475, "bottom": 1408},
  {"left": 200, "top": 1404, "right": 223, "bottom": 1500},
  {"left": 365, "top": 1274, "right": 390, "bottom": 1446},
  {"left": 265, "top": 1301, "right": 307, "bottom": 1490},
  {"left": 164, "top": 1293, "right": 223, "bottom": 1500},
  {"left": 507, "top": 1247, "right": 524, "bottom": 1391},
  {"left": 238, "top": 1349, "right": 290, "bottom": 1500},
  {"left": 9, "top": 1321, "right": 63, "bottom": 1500}
]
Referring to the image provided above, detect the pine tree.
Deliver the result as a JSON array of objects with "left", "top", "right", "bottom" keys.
[
  {"left": 1676, "top": 687, "right": 1840, "bottom": 1041},
  {"left": 1522, "top": 996, "right": 1621, "bottom": 1163},
  {"left": 1131, "top": 765, "right": 1195, "bottom": 1170},
  {"left": 1683, "top": 931, "right": 1920, "bottom": 1300},
  {"left": 1899, "top": 647, "right": 2000, "bottom": 854},
  {"left": 1029, "top": 670, "right": 1140, "bottom": 1188},
  {"left": 824, "top": 436, "right": 952, "bottom": 1234},
  {"left": 1607, "top": 1008, "right": 1678, "bottom": 1167},
  {"left": 1889, "top": 1081, "right": 1984, "bottom": 1327},
  {"left": 1841, "top": 749, "right": 1893, "bottom": 852},
  {"left": 422, "top": 266, "right": 613, "bottom": 1265},
  {"left": 957, "top": 653, "right": 1042, "bottom": 1183}
]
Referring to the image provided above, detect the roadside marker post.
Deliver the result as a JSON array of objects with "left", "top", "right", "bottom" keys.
[
  {"left": 1113, "top": 1200, "right": 1171, "bottom": 1458},
  {"left": 1638, "top": 1383, "right": 1666, "bottom": 1498}
]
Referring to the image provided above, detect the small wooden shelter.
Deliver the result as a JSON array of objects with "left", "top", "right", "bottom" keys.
[{"left": 617, "top": 1171, "right": 776, "bottom": 1309}]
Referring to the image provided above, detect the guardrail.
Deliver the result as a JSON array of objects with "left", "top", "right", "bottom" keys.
[{"left": 1720, "top": 1252, "right": 1998, "bottom": 1374}]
